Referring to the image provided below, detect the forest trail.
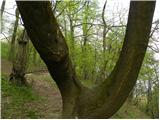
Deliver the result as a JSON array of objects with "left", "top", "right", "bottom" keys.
[
  {"left": 1, "top": 59, "right": 62, "bottom": 118},
  {"left": 25, "top": 73, "right": 62, "bottom": 118},
  {"left": 1, "top": 59, "right": 150, "bottom": 119},
  {"left": 1, "top": 59, "right": 12, "bottom": 75}
]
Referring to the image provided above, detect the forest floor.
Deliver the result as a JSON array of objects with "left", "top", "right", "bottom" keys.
[{"left": 1, "top": 59, "right": 151, "bottom": 119}]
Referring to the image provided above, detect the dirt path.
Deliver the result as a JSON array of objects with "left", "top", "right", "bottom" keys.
[
  {"left": 1, "top": 59, "right": 12, "bottom": 75},
  {"left": 26, "top": 73, "right": 62, "bottom": 118},
  {"left": 1, "top": 59, "right": 62, "bottom": 118}
]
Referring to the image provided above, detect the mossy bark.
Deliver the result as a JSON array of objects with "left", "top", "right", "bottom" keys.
[
  {"left": 16, "top": 1, "right": 155, "bottom": 118},
  {"left": 10, "top": 30, "right": 29, "bottom": 86}
]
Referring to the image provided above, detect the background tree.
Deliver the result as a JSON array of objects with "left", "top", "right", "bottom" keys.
[
  {"left": 1, "top": 0, "right": 6, "bottom": 32},
  {"left": 8, "top": 8, "right": 19, "bottom": 61},
  {"left": 10, "top": 30, "right": 29, "bottom": 85}
]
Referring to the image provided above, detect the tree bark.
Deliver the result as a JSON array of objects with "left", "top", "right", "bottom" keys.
[
  {"left": 10, "top": 30, "right": 29, "bottom": 86},
  {"left": 0, "top": 0, "right": 5, "bottom": 17},
  {"left": 32, "top": 48, "right": 37, "bottom": 65},
  {"left": 16, "top": 1, "right": 155, "bottom": 118},
  {"left": 82, "top": 1, "right": 90, "bottom": 80},
  {"left": 97, "top": 0, "right": 111, "bottom": 83},
  {"left": 68, "top": 14, "right": 76, "bottom": 66},
  {"left": 9, "top": 8, "right": 19, "bottom": 61},
  {"left": 1, "top": 0, "right": 6, "bottom": 33},
  {"left": 146, "top": 78, "right": 152, "bottom": 112}
]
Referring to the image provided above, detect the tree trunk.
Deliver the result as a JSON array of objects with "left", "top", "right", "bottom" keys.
[
  {"left": 146, "top": 78, "right": 152, "bottom": 112},
  {"left": 32, "top": 48, "right": 37, "bottom": 65},
  {"left": 16, "top": 1, "right": 155, "bottom": 118},
  {"left": 63, "top": 11, "right": 67, "bottom": 38},
  {"left": 81, "top": 1, "right": 90, "bottom": 81},
  {"left": 68, "top": 14, "right": 76, "bottom": 67},
  {"left": 96, "top": 0, "right": 110, "bottom": 83},
  {"left": 8, "top": 8, "right": 19, "bottom": 61},
  {"left": 1, "top": 0, "right": 6, "bottom": 33},
  {"left": 10, "top": 30, "right": 29, "bottom": 86},
  {"left": 0, "top": 0, "right": 5, "bottom": 17}
]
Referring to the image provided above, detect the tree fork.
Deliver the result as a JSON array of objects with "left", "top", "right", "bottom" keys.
[{"left": 16, "top": 1, "right": 155, "bottom": 118}]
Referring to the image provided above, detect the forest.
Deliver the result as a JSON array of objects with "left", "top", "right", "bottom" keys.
[{"left": 0, "top": 0, "right": 159, "bottom": 119}]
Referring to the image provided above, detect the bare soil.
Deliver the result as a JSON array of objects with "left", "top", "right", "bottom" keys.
[{"left": 1, "top": 59, "right": 62, "bottom": 118}]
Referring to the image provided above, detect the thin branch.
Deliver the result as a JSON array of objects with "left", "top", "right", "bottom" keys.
[
  {"left": 56, "top": 2, "right": 71, "bottom": 18},
  {"left": 73, "top": 23, "right": 103, "bottom": 27},
  {"left": 69, "top": 1, "right": 87, "bottom": 15},
  {"left": 150, "top": 20, "right": 159, "bottom": 38},
  {"left": 148, "top": 45, "right": 159, "bottom": 53},
  {"left": 1, "top": 32, "right": 10, "bottom": 42},
  {"left": 73, "top": 22, "right": 126, "bottom": 28},
  {"left": 1, "top": 10, "right": 16, "bottom": 16},
  {"left": 102, "top": 0, "right": 107, "bottom": 27}
]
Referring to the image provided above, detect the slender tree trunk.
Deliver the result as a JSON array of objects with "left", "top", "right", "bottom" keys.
[
  {"left": 1, "top": 0, "right": 6, "bottom": 33},
  {"left": 9, "top": 8, "right": 19, "bottom": 61},
  {"left": 63, "top": 11, "right": 67, "bottom": 38},
  {"left": 102, "top": 0, "right": 107, "bottom": 53},
  {"left": 16, "top": 1, "right": 155, "bottom": 118},
  {"left": 92, "top": 40, "right": 97, "bottom": 83},
  {"left": 68, "top": 14, "right": 76, "bottom": 66},
  {"left": 146, "top": 78, "right": 152, "bottom": 112},
  {"left": 82, "top": 1, "right": 90, "bottom": 80},
  {"left": 0, "top": 0, "right": 5, "bottom": 17},
  {"left": 10, "top": 30, "right": 29, "bottom": 85},
  {"left": 96, "top": 0, "right": 110, "bottom": 83}
]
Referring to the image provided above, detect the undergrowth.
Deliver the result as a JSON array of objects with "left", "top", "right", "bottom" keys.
[{"left": 1, "top": 75, "right": 42, "bottom": 118}]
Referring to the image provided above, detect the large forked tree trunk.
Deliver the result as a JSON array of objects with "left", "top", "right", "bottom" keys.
[{"left": 16, "top": 1, "right": 155, "bottom": 118}]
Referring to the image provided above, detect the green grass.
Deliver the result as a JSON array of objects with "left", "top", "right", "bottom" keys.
[
  {"left": 1, "top": 75, "right": 42, "bottom": 119},
  {"left": 1, "top": 42, "right": 10, "bottom": 60},
  {"left": 26, "top": 73, "right": 58, "bottom": 88},
  {"left": 112, "top": 101, "right": 151, "bottom": 119}
]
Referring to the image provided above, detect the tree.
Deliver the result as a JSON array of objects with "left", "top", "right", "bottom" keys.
[
  {"left": 140, "top": 51, "right": 159, "bottom": 118},
  {"left": 16, "top": 1, "right": 155, "bottom": 118},
  {"left": 10, "top": 30, "right": 29, "bottom": 85},
  {"left": 8, "top": 8, "right": 20, "bottom": 61},
  {"left": 1, "top": 0, "right": 6, "bottom": 33}
]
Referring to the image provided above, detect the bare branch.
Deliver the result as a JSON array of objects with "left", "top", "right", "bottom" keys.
[
  {"left": 102, "top": 0, "right": 107, "bottom": 27},
  {"left": 1, "top": 10, "right": 16, "bottom": 16},
  {"left": 1, "top": 32, "right": 10, "bottom": 42},
  {"left": 150, "top": 20, "right": 159, "bottom": 38},
  {"left": 148, "top": 45, "right": 159, "bottom": 53}
]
